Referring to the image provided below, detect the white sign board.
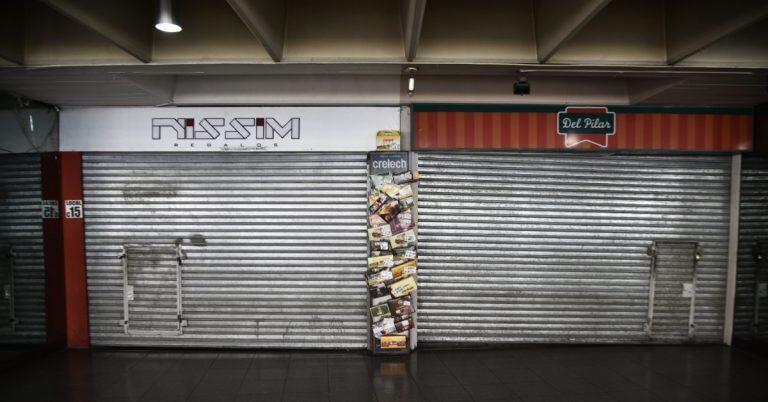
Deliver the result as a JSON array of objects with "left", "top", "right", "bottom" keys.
[
  {"left": 60, "top": 107, "right": 401, "bottom": 152},
  {"left": 42, "top": 200, "right": 59, "bottom": 219},
  {"left": 65, "top": 200, "right": 83, "bottom": 219}
]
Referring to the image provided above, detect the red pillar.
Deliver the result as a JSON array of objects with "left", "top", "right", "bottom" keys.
[
  {"left": 41, "top": 152, "right": 89, "bottom": 349},
  {"left": 60, "top": 152, "right": 89, "bottom": 348}
]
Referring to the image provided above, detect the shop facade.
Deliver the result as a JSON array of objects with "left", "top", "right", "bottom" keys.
[
  {"left": 60, "top": 106, "right": 402, "bottom": 348},
  {"left": 29, "top": 103, "right": 765, "bottom": 349},
  {"left": 412, "top": 105, "right": 752, "bottom": 344}
]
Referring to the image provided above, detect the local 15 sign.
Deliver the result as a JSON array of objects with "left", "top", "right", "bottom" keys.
[{"left": 557, "top": 106, "right": 616, "bottom": 148}]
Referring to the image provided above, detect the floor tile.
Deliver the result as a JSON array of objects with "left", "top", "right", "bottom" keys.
[
  {"left": 285, "top": 376, "right": 328, "bottom": 393},
  {"left": 239, "top": 379, "right": 286, "bottom": 395},
  {"left": 235, "top": 393, "right": 282, "bottom": 402},
  {"left": 283, "top": 392, "right": 329, "bottom": 402},
  {"left": 0, "top": 345, "right": 765, "bottom": 402}
]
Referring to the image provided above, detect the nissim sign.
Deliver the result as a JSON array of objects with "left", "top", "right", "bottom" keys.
[{"left": 60, "top": 107, "right": 401, "bottom": 152}]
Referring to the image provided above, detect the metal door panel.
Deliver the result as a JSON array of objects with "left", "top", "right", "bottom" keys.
[
  {"left": 0, "top": 154, "right": 45, "bottom": 344},
  {"left": 417, "top": 152, "right": 730, "bottom": 343},
  {"left": 735, "top": 157, "right": 768, "bottom": 342},
  {"left": 84, "top": 153, "right": 368, "bottom": 348}
]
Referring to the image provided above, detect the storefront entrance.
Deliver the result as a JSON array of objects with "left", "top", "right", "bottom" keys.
[
  {"left": 416, "top": 151, "right": 732, "bottom": 343},
  {"left": 83, "top": 152, "right": 370, "bottom": 348}
]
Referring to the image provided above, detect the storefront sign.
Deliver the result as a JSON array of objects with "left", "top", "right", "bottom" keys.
[
  {"left": 369, "top": 152, "right": 409, "bottom": 174},
  {"left": 60, "top": 107, "right": 401, "bottom": 152},
  {"left": 41, "top": 200, "right": 59, "bottom": 219},
  {"left": 65, "top": 200, "right": 83, "bottom": 219},
  {"left": 557, "top": 106, "right": 616, "bottom": 148},
  {"left": 414, "top": 106, "right": 753, "bottom": 151}
]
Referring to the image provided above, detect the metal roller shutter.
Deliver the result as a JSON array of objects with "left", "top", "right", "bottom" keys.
[
  {"left": 0, "top": 154, "right": 45, "bottom": 344},
  {"left": 83, "top": 152, "right": 368, "bottom": 348},
  {"left": 735, "top": 157, "right": 768, "bottom": 342},
  {"left": 417, "top": 152, "right": 731, "bottom": 344}
]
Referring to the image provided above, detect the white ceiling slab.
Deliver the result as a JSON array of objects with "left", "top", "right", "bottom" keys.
[
  {"left": 39, "top": 0, "right": 154, "bottom": 62},
  {"left": 0, "top": 0, "right": 765, "bottom": 106},
  {"left": 25, "top": 2, "right": 141, "bottom": 66},
  {"left": 548, "top": 0, "right": 666, "bottom": 65},
  {"left": 226, "top": 0, "right": 287, "bottom": 62},
  {"left": 533, "top": 0, "right": 613, "bottom": 63},
  {"left": 0, "top": 1, "right": 24, "bottom": 65},
  {"left": 666, "top": 0, "right": 768, "bottom": 64},
  {"left": 152, "top": 0, "right": 273, "bottom": 63},
  {"left": 679, "top": 19, "right": 768, "bottom": 68},
  {"left": 283, "top": 0, "right": 403, "bottom": 62},
  {"left": 418, "top": 0, "right": 537, "bottom": 63}
]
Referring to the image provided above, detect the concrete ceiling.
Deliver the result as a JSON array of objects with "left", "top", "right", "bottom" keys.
[{"left": 0, "top": 0, "right": 766, "bottom": 107}]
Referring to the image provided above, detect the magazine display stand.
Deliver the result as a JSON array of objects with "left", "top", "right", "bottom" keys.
[{"left": 366, "top": 149, "right": 418, "bottom": 354}]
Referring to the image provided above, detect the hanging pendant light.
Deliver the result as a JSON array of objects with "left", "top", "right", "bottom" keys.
[{"left": 156, "top": 0, "right": 182, "bottom": 33}]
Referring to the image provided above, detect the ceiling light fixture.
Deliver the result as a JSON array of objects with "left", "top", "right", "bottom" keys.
[
  {"left": 156, "top": 0, "right": 182, "bottom": 33},
  {"left": 405, "top": 67, "right": 418, "bottom": 97}
]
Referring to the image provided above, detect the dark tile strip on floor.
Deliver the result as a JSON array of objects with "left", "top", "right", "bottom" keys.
[{"left": 0, "top": 345, "right": 766, "bottom": 402}]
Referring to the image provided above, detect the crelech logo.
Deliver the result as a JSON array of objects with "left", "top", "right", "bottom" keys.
[
  {"left": 151, "top": 117, "right": 300, "bottom": 142},
  {"left": 557, "top": 106, "right": 616, "bottom": 148},
  {"left": 369, "top": 152, "right": 409, "bottom": 174}
]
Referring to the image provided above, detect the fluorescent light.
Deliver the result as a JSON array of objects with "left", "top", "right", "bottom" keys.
[
  {"left": 155, "top": 22, "right": 182, "bottom": 33},
  {"left": 156, "top": 0, "right": 182, "bottom": 33},
  {"left": 405, "top": 66, "right": 418, "bottom": 97}
]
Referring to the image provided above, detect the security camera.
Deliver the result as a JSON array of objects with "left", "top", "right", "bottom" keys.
[{"left": 513, "top": 77, "right": 530, "bottom": 95}]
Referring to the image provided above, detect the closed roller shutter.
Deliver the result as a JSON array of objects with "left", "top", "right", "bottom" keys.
[
  {"left": 735, "top": 156, "right": 768, "bottom": 342},
  {"left": 83, "top": 153, "right": 368, "bottom": 348},
  {"left": 417, "top": 152, "right": 731, "bottom": 344},
  {"left": 0, "top": 154, "right": 45, "bottom": 344}
]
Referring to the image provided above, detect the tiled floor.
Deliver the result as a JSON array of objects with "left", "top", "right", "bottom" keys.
[{"left": 0, "top": 345, "right": 766, "bottom": 402}]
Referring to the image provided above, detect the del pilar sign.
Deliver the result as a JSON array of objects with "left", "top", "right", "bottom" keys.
[{"left": 557, "top": 106, "right": 616, "bottom": 148}]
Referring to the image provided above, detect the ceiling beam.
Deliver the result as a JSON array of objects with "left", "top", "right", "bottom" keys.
[
  {"left": 226, "top": 0, "right": 287, "bottom": 62},
  {"left": 533, "top": 0, "right": 613, "bottom": 63},
  {"left": 0, "top": 1, "right": 25, "bottom": 65},
  {"left": 119, "top": 74, "right": 176, "bottom": 105},
  {"left": 666, "top": 1, "right": 768, "bottom": 65},
  {"left": 400, "top": 0, "right": 427, "bottom": 62},
  {"left": 39, "top": 0, "right": 153, "bottom": 63},
  {"left": 626, "top": 77, "right": 684, "bottom": 105}
]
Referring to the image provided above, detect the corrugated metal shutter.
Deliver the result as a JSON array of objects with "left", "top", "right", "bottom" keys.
[
  {"left": 83, "top": 153, "right": 368, "bottom": 348},
  {"left": 417, "top": 152, "right": 731, "bottom": 344},
  {"left": 735, "top": 156, "right": 768, "bottom": 342},
  {"left": 0, "top": 154, "right": 45, "bottom": 344}
]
